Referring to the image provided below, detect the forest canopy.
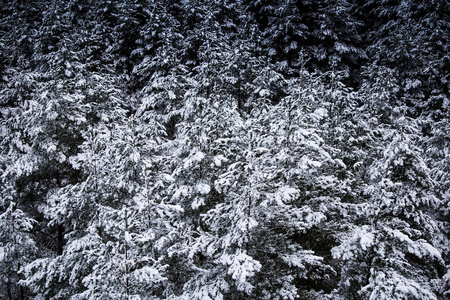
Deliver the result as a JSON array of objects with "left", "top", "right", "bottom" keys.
[{"left": 0, "top": 0, "right": 449, "bottom": 299}]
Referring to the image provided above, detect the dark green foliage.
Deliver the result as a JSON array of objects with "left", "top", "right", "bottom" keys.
[
  {"left": 245, "top": 0, "right": 366, "bottom": 77},
  {"left": 357, "top": 0, "right": 450, "bottom": 119}
]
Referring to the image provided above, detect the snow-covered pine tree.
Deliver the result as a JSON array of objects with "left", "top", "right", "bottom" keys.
[
  {"left": 332, "top": 113, "right": 446, "bottom": 299},
  {"left": 361, "top": 0, "right": 449, "bottom": 120},
  {"left": 1, "top": 0, "right": 448, "bottom": 299},
  {"left": 0, "top": 195, "right": 37, "bottom": 300},
  {"left": 244, "top": 0, "right": 365, "bottom": 76},
  {"left": 24, "top": 102, "right": 185, "bottom": 298}
]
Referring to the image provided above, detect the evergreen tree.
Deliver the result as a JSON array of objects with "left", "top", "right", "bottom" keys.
[
  {"left": 360, "top": 0, "right": 449, "bottom": 119},
  {"left": 332, "top": 112, "right": 446, "bottom": 299},
  {"left": 244, "top": 0, "right": 365, "bottom": 76},
  {"left": 1, "top": 1, "right": 449, "bottom": 299},
  {"left": 0, "top": 199, "right": 37, "bottom": 300}
]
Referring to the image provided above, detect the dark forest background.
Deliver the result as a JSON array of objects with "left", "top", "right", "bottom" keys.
[{"left": 0, "top": 0, "right": 449, "bottom": 299}]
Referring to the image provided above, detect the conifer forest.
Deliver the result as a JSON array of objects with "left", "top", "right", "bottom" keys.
[{"left": 0, "top": 0, "right": 449, "bottom": 299}]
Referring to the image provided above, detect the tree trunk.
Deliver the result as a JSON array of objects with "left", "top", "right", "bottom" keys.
[{"left": 57, "top": 224, "right": 64, "bottom": 255}]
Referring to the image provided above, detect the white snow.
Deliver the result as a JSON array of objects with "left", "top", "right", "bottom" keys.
[
  {"left": 133, "top": 266, "right": 166, "bottom": 283},
  {"left": 171, "top": 186, "right": 190, "bottom": 201},
  {"left": 184, "top": 151, "right": 205, "bottom": 169},
  {"left": 213, "top": 155, "right": 228, "bottom": 167},
  {"left": 359, "top": 231, "right": 375, "bottom": 251},
  {"left": 161, "top": 173, "right": 175, "bottom": 182},
  {"left": 392, "top": 230, "right": 442, "bottom": 261},
  {"left": 124, "top": 231, "right": 132, "bottom": 242},
  {"left": 191, "top": 197, "right": 205, "bottom": 210},
  {"left": 312, "top": 107, "right": 328, "bottom": 120},
  {"left": 196, "top": 183, "right": 211, "bottom": 195},
  {"left": 222, "top": 250, "right": 261, "bottom": 292}
]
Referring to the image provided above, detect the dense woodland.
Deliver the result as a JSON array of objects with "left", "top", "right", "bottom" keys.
[{"left": 0, "top": 0, "right": 449, "bottom": 299}]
